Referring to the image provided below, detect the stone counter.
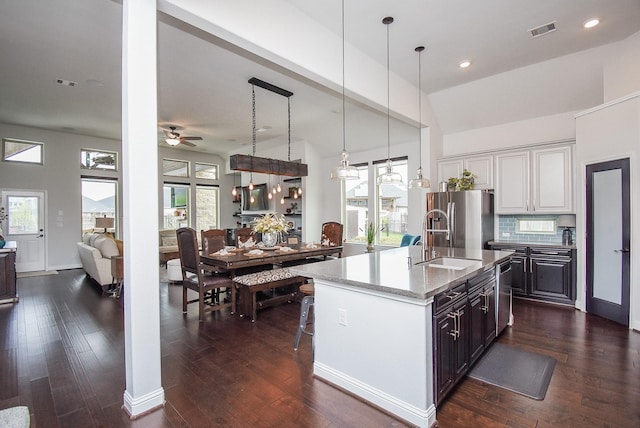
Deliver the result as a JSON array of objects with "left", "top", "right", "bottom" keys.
[{"left": 289, "top": 245, "right": 512, "bottom": 299}]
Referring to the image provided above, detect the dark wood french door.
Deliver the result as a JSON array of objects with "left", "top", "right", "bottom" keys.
[{"left": 586, "top": 158, "right": 630, "bottom": 326}]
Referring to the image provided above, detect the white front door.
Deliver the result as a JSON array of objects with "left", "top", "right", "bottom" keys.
[{"left": 1, "top": 190, "right": 46, "bottom": 272}]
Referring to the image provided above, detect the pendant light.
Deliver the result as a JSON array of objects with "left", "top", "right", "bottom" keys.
[
  {"left": 377, "top": 16, "right": 403, "bottom": 186},
  {"left": 330, "top": 0, "right": 359, "bottom": 180},
  {"left": 409, "top": 46, "right": 431, "bottom": 190}
]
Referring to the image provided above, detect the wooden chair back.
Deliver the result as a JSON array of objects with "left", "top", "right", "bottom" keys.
[
  {"left": 235, "top": 227, "right": 254, "bottom": 247},
  {"left": 176, "top": 227, "right": 201, "bottom": 277},
  {"left": 321, "top": 222, "right": 343, "bottom": 246},
  {"left": 201, "top": 229, "right": 227, "bottom": 256}
]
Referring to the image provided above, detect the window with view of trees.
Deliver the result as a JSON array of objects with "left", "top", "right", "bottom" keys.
[
  {"left": 2, "top": 138, "right": 43, "bottom": 164},
  {"left": 375, "top": 158, "right": 408, "bottom": 246},
  {"left": 342, "top": 164, "right": 369, "bottom": 243}
]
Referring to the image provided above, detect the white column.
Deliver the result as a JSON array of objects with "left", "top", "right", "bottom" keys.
[{"left": 121, "top": 0, "right": 165, "bottom": 416}]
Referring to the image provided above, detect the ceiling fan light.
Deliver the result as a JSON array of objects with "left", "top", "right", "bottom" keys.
[{"left": 165, "top": 137, "right": 181, "bottom": 146}]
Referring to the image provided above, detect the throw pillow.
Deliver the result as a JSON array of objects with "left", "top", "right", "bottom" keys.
[{"left": 94, "top": 235, "right": 119, "bottom": 258}]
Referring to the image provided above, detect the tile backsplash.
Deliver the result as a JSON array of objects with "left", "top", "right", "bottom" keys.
[{"left": 498, "top": 215, "right": 574, "bottom": 244}]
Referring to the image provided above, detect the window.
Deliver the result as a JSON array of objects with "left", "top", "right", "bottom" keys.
[
  {"left": 195, "top": 185, "right": 219, "bottom": 232},
  {"left": 343, "top": 164, "right": 369, "bottom": 243},
  {"left": 516, "top": 218, "right": 556, "bottom": 234},
  {"left": 195, "top": 163, "right": 218, "bottom": 180},
  {"left": 81, "top": 178, "right": 117, "bottom": 235},
  {"left": 163, "top": 184, "right": 190, "bottom": 229},
  {"left": 375, "top": 158, "right": 408, "bottom": 246},
  {"left": 163, "top": 159, "right": 189, "bottom": 177},
  {"left": 2, "top": 138, "right": 43, "bottom": 164},
  {"left": 81, "top": 149, "right": 117, "bottom": 171}
]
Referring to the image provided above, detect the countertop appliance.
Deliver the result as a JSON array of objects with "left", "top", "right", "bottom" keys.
[{"left": 425, "top": 190, "right": 494, "bottom": 249}]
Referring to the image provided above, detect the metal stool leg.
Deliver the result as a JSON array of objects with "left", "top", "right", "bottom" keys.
[{"left": 294, "top": 295, "right": 314, "bottom": 351}]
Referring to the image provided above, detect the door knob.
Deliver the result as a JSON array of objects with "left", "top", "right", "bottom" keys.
[{"left": 614, "top": 248, "right": 630, "bottom": 253}]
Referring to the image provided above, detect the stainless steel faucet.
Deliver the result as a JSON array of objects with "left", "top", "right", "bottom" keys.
[{"left": 422, "top": 208, "right": 450, "bottom": 258}]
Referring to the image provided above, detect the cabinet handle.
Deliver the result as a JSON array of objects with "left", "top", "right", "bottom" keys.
[
  {"left": 446, "top": 291, "right": 461, "bottom": 300},
  {"left": 529, "top": 258, "right": 533, "bottom": 272},
  {"left": 455, "top": 311, "right": 462, "bottom": 339},
  {"left": 538, "top": 251, "right": 559, "bottom": 255},
  {"left": 447, "top": 312, "right": 458, "bottom": 340}
]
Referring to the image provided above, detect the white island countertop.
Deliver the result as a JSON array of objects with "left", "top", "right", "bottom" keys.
[{"left": 288, "top": 246, "right": 513, "bottom": 300}]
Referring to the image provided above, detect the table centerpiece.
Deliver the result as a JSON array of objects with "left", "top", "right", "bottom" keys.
[{"left": 253, "top": 213, "right": 289, "bottom": 247}]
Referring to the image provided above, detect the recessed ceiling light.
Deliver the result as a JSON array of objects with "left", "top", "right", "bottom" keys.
[
  {"left": 459, "top": 60, "right": 471, "bottom": 69},
  {"left": 584, "top": 18, "right": 600, "bottom": 29}
]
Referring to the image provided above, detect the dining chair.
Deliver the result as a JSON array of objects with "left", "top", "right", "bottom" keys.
[
  {"left": 400, "top": 234, "right": 421, "bottom": 247},
  {"left": 235, "top": 227, "right": 254, "bottom": 247},
  {"left": 201, "top": 229, "right": 227, "bottom": 256},
  {"left": 177, "top": 227, "right": 235, "bottom": 322},
  {"left": 321, "top": 222, "right": 343, "bottom": 247}
]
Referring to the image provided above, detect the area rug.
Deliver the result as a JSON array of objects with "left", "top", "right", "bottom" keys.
[
  {"left": 16, "top": 270, "right": 58, "bottom": 278},
  {"left": 467, "top": 342, "right": 556, "bottom": 400}
]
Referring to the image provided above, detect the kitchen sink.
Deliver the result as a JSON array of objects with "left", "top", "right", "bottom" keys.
[{"left": 415, "top": 257, "right": 483, "bottom": 271}]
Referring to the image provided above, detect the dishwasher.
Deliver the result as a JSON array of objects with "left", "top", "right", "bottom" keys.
[{"left": 496, "top": 260, "right": 513, "bottom": 334}]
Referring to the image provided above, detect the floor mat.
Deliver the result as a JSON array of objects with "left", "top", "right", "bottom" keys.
[
  {"left": 467, "top": 342, "right": 556, "bottom": 400},
  {"left": 16, "top": 270, "right": 58, "bottom": 278}
]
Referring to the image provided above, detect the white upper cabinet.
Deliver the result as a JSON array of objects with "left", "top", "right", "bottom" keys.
[
  {"left": 496, "top": 144, "right": 573, "bottom": 214},
  {"left": 532, "top": 146, "right": 573, "bottom": 213},
  {"left": 437, "top": 155, "right": 494, "bottom": 190},
  {"left": 464, "top": 155, "right": 494, "bottom": 190},
  {"left": 437, "top": 159, "right": 463, "bottom": 186},
  {"left": 496, "top": 151, "right": 530, "bottom": 213}
]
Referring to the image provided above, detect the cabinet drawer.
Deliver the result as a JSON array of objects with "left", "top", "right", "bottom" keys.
[
  {"left": 467, "top": 268, "right": 495, "bottom": 292},
  {"left": 434, "top": 281, "right": 467, "bottom": 314},
  {"left": 529, "top": 248, "right": 571, "bottom": 258}
]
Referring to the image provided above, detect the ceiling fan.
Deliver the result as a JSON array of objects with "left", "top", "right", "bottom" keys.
[{"left": 162, "top": 126, "right": 202, "bottom": 147}]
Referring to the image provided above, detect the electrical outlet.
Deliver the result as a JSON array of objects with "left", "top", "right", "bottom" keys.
[{"left": 338, "top": 308, "right": 348, "bottom": 326}]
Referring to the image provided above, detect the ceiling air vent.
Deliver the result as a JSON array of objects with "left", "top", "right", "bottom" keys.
[
  {"left": 529, "top": 21, "right": 557, "bottom": 38},
  {"left": 55, "top": 78, "right": 77, "bottom": 87}
]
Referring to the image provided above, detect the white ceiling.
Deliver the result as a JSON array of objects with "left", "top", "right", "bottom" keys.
[{"left": 1, "top": 0, "right": 639, "bottom": 157}]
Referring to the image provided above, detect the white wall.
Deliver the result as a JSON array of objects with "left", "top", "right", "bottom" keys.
[
  {"left": 575, "top": 93, "right": 640, "bottom": 330},
  {"left": 0, "top": 122, "right": 233, "bottom": 271},
  {"left": 0, "top": 123, "right": 120, "bottom": 270},
  {"left": 603, "top": 31, "right": 640, "bottom": 102}
]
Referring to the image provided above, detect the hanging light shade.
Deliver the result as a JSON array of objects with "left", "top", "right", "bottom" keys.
[
  {"left": 377, "top": 16, "right": 403, "bottom": 186},
  {"left": 330, "top": 0, "right": 359, "bottom": 181},
  {"left": 409, "top": 46, "right": 431, "bottom": 190}
]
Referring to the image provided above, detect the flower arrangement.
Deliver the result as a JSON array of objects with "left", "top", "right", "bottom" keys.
[
  {"left": 252, "top": 213, "right": 289, "bottom": 234},
  {"left": 0, "top": 206, "right": 6, "bottom": 221}
]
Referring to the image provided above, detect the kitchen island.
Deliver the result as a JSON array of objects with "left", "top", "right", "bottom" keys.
[{"left": 289, "top": 246, "right": 512, "bottom": 428}]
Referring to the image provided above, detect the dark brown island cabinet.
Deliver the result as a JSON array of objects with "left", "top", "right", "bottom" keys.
[
  {"left": 433, "top": 268, "right": 498, "bottom": 405},
  {"left": 0, "top": 246, "right": 18, "bottom": 304},
  {"left": 489, "top": 243, "right": 575, "bottom": 305}
]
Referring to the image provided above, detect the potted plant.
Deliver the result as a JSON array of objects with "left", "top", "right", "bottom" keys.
[{"left": 366, "top": 221, "right": 375, "bottom": 252}]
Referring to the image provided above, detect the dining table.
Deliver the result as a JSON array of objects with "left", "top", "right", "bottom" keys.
[{"left": 199, "top": 244, "right": 343, "bottom": 277}]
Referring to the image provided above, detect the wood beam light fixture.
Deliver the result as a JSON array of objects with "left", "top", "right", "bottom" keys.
[{"left": 230, "top": 77, "right": 308, "bottom": 177}]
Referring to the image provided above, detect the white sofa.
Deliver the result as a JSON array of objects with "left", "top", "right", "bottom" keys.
[{"left": 77, "top": 233, "right": 121, "bottom": 291}]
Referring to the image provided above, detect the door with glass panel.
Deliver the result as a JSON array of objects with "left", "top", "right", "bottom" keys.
[
  {"left": 586, "top": 158, "right": 630, "bottom": 326},
  {"left": 1, "top": 190, "right": 46, "bottom": 272}
]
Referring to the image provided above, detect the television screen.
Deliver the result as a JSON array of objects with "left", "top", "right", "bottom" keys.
[{"left": 242, "top": 183, "right": 269, "bottom": 211}]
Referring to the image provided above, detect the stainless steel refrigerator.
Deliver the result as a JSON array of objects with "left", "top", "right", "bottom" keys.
[{"left": 425, "top": 190, "right": 494, "bottom": 249}]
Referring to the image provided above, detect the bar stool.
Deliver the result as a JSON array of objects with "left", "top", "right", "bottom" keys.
[{"left": 294, "top": 282, "right": 314, "bottom": 351}]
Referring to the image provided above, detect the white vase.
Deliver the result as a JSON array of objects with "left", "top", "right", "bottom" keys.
[{"left": 262, "top": 231, "right": 278, "bottom": 247}]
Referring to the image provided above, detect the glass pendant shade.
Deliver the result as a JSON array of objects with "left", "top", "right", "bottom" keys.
[
  {"left": 377, "top": 159, "right": 403, "bottom": 185},
  {"left": 331, "top": 151, "right": 359, "bottom": 180},
  {"left": 378, "top": 17, "right": 403, "bottom": 187},
  {"left": 409, "top": 167, "right": 431, "bottom": 189},
  {"left": 409, "top": 45, "right": 430, "bottom": 190}
]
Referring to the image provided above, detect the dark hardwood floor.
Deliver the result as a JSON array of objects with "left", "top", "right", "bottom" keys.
[{"left": 1, "top": 270, "right": 638, "bottom": 427}]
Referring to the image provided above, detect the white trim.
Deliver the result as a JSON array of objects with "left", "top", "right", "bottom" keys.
[
  {"left": 574, "top": 91, "right": 640, "bottom": 118},
  {"left": 123, "top": 388, "right": 165, "bottom": 417},
  {"left": 314, "top": 362, "right": 437, "bottom": 428}
]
